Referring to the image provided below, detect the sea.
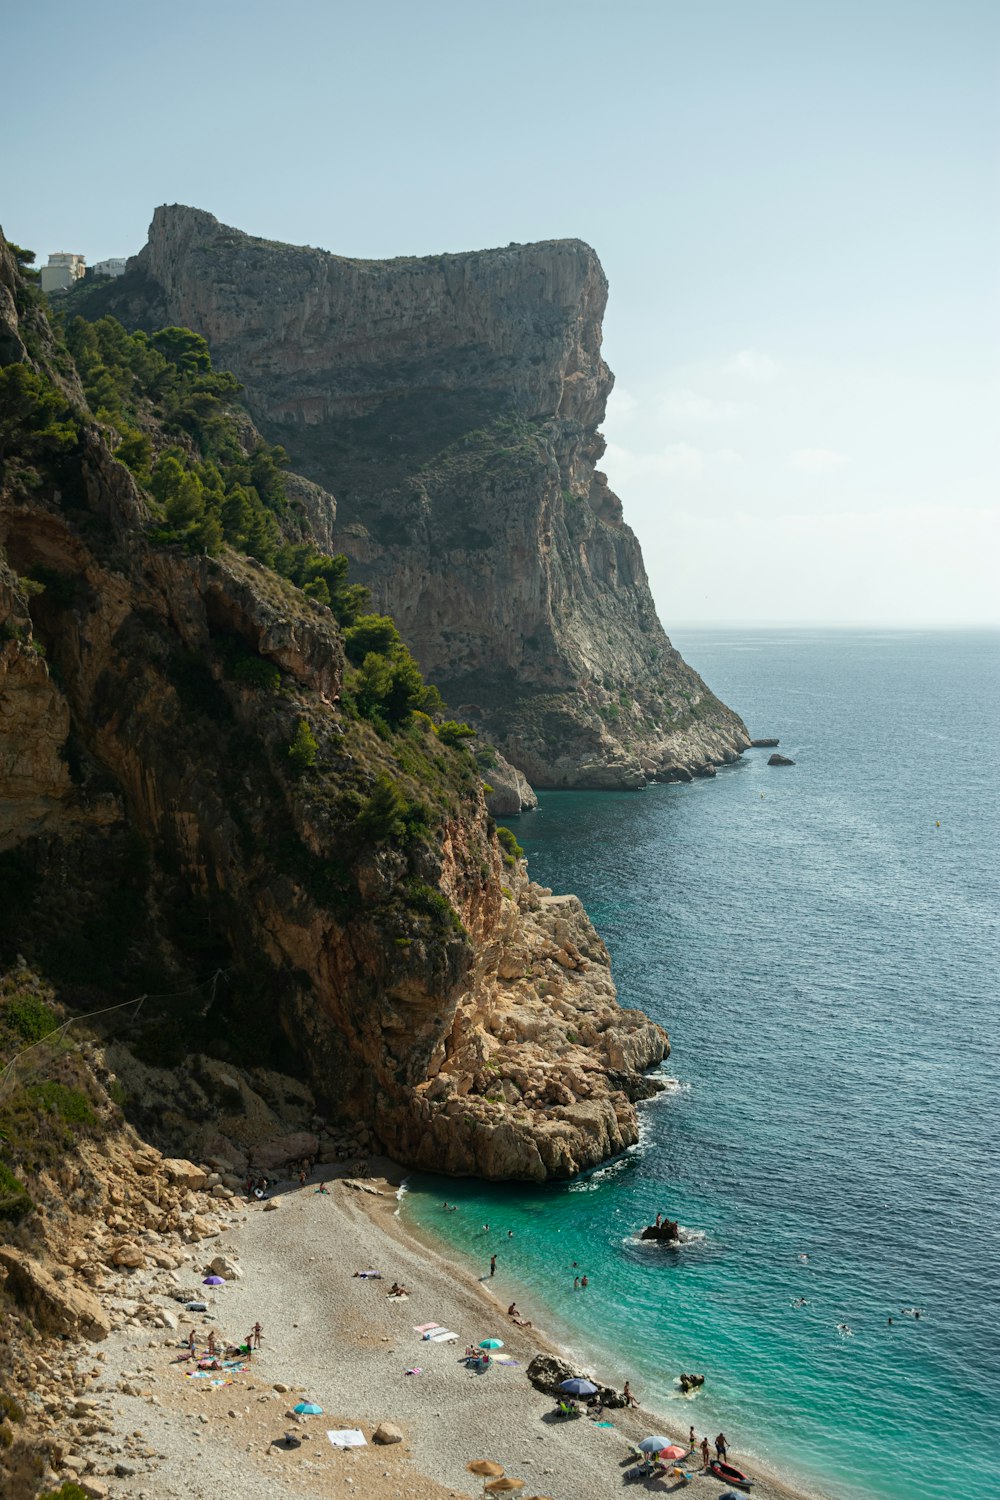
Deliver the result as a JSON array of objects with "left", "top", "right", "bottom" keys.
[{"left": 400, "top": 628, "right": 1000, "bottom": 1500}]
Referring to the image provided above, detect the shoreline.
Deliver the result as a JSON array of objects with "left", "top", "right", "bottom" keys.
[
  {"left": 76, "top": 1159, "right": 832, "bottom": 1500},
  {"left": 356, "top": 1160, "right": 830, "bottom": 1500}
]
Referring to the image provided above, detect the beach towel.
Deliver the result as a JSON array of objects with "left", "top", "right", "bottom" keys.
[
  {"left": 495, "top": 1357, "right": 520, "bottom": 1366},
  {"left": 429, "top": 1328, "right": 457, "bottom": 1341},
  {"left": 404, "top": 1367, "right": 422, "bottom": 1375},
  {"left": 414, "top": 1323, "right": 439, "bottom": 1333},
  {"left": 327, "top": 1429, "right": 367, "bottom": 1449}
]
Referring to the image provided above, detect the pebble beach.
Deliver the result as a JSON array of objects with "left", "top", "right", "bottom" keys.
[{"left": 80, "top": 1162, "right": 823, "bottom": 1500}]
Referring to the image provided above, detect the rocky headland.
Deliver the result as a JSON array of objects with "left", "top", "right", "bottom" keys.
[
  {"left": 0, "top": 222, "right": 668, "bottom": 1189},
  {"left": 77, "top": 205, "right": 749, "bottom": 792}
]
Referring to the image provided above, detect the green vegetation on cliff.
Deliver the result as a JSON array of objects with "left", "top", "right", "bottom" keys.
[{"left": 1, "top": 242, "right": 489, "bottom": 1086}]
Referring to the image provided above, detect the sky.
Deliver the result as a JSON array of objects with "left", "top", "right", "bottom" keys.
[{"left": 4, "top": 0, "right": 997, "bottom": 626}]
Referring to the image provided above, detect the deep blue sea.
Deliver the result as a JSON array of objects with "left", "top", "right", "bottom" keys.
[{"left": 402, "top": 629, "right": 1000, "bottom": 1500}]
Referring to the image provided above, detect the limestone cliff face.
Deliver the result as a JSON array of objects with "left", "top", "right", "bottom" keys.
[
  {"left": 0, "top": 225, "right": 666, "bottom": 1182},
  {"left": 93, "top": 205, "right": 748, "bottom": 788}
]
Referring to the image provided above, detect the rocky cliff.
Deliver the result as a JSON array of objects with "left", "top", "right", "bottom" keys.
[
  {"left": 1, "top": 224, "right": 668, "bottom": 1188},
  {"left": 82, "top": 205, "right": 749, "bottom": 789}
]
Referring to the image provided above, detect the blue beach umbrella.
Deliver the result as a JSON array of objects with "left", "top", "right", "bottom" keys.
[
  {"left": 638, "top": 1435, "right": 673, "bottom": 1453},
  {"left": 479, "top": 1338, "right": 504, "bottom": 1350},
  {"left": 293, "top": 1402, "right": 324, "bottom": 1415},
  {"left": 558, "top": 1378, "right": 598, "bottom": 1396}
]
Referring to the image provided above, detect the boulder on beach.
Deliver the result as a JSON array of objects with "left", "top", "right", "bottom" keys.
[
  {"left": 525, "top": 1353, "right": 625, "bottom": 1408},
  {"left": 373, "top": 1421, "right": 403, "bottom": 1445},
  {"left": 206, "top": 1255, "right": 242, "bottom": 1280}
]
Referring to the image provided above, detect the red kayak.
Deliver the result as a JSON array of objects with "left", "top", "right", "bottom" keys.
[{"left": 710, "top": 1459, "right": 753, "bottom": 1490}]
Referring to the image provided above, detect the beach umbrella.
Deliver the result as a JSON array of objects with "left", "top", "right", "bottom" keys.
[
  {"left": 293, "top": 1402, "right": 324, "bottom": 1415},
  {"left": 479, "top": 1338, "right": 504, "bottom": 1350},
  {"left": 660, "top": 1444, "right": 687, "bottom": 1461},
  {"left": 558, "top": 1377, "right": 598, "bottom": 1396},
  {"left": 467, "top": 1461, "right": 505, "bottom": 1477},
  {"left": 202, "top": 1276, "right": 225, "bottom": 1286},
  {"left": 484, "top": 1481, "right": 525, "bottom": 1495},
  {"left": 638, "top": 1435, "right": 673, "bottom": 1453}
]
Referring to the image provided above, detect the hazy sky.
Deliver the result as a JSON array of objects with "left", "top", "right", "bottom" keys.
[{"left": 5, "top": 0, "right": 997, "bottom": 625}]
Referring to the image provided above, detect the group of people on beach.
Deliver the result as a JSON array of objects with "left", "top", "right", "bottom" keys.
[
  {"left": 694, "top": 1430, "right": 730, "bottom": 1469},
  {"left": 179, "top": 1320, "right": 263, "bottom": 1370}
]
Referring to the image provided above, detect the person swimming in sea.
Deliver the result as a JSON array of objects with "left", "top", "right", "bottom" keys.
[
  {"left": 791, "top": 1297, "right": 808, "bottom": 1308},
  {"left": 837, "top": 1322, "right": 853, "bottom": 1336}
]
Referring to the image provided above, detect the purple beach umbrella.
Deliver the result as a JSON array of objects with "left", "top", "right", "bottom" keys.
[{"left": 202, "top": 1275, "right": 226, "bottom": 1286}]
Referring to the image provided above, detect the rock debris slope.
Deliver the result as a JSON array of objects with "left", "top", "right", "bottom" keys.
[{"left": 87, "top": 204, "right": 748, "bottom": 789}]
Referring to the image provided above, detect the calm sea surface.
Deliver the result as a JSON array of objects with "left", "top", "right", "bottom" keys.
[{"left": 402, "top": 629, "right": 1000, "bottom": 1500}]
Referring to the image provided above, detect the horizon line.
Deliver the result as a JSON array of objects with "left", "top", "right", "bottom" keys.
[{"left": 664, "top": 619, "right": 1000, "bottom": 632}]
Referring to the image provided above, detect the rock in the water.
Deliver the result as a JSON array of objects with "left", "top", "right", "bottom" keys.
[
  {"left": 372, "top": 1422, "right": 403, "bottom": 1445},
  {"left": 679, "top": 1372, "right": 705, "bottom": 1392},
  {"left": 750, "top": 738, "right": 779, "bottom": 747},
  {"left": 639, "top": 1219, "right": 681, "bottom": 1243},
  {"left": 767, "top": 753, "right": 796, "bottom": 766},
  {"left": 484, "top": 752, "right": 539, "bottom": 816}
]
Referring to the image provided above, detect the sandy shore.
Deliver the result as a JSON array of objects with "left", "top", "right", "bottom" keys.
[{"left": 74, "top": 1161, "right": 829, "bottom": 1500}]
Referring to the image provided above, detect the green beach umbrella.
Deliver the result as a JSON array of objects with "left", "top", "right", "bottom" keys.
[{"left": 479, "top": 1338, "right": 504, "bottom": 1349}]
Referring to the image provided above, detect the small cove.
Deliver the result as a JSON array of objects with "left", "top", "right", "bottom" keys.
[{"left": 402, "top": 628, "right": 1000, "bottom": 1500}]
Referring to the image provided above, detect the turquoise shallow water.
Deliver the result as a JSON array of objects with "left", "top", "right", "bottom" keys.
[{"left": 401, "top": 629, "right": 1000, "bottom": 1500}]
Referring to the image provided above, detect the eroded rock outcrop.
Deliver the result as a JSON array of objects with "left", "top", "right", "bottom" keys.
[
  {"left": 1, "top": 224, "right": 666, "bottom": 1184},
  {"left": 83, "top": 205, "right": 749, "bottom": 787}
]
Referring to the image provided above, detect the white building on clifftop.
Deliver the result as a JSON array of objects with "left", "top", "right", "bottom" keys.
[
  {"left": 90, "top": 257, "right": 127, "bottom": 278},
  {"left": 40, "top": 252, "right": 86, "bottom": 293}
]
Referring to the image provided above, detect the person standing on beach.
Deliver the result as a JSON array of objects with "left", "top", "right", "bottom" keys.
[
  {"left": 700, "top": 1437, "right": 711, "bottom": 1470},
  {"left": 623, "top": 1381, "right": 638, "bottom": 1407},
  {"left": 253, "top": 1321, "right": 263, "bottom": 1349},
  {"left": 688, "top": 1425, "right": 696, "bottom": 1450},
  {"left": 490, "top": 1254, "right": 497, "bottom": 1277},
  {"left": 715, "top": 1432, "right": 728, "bottom": 1460}
]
